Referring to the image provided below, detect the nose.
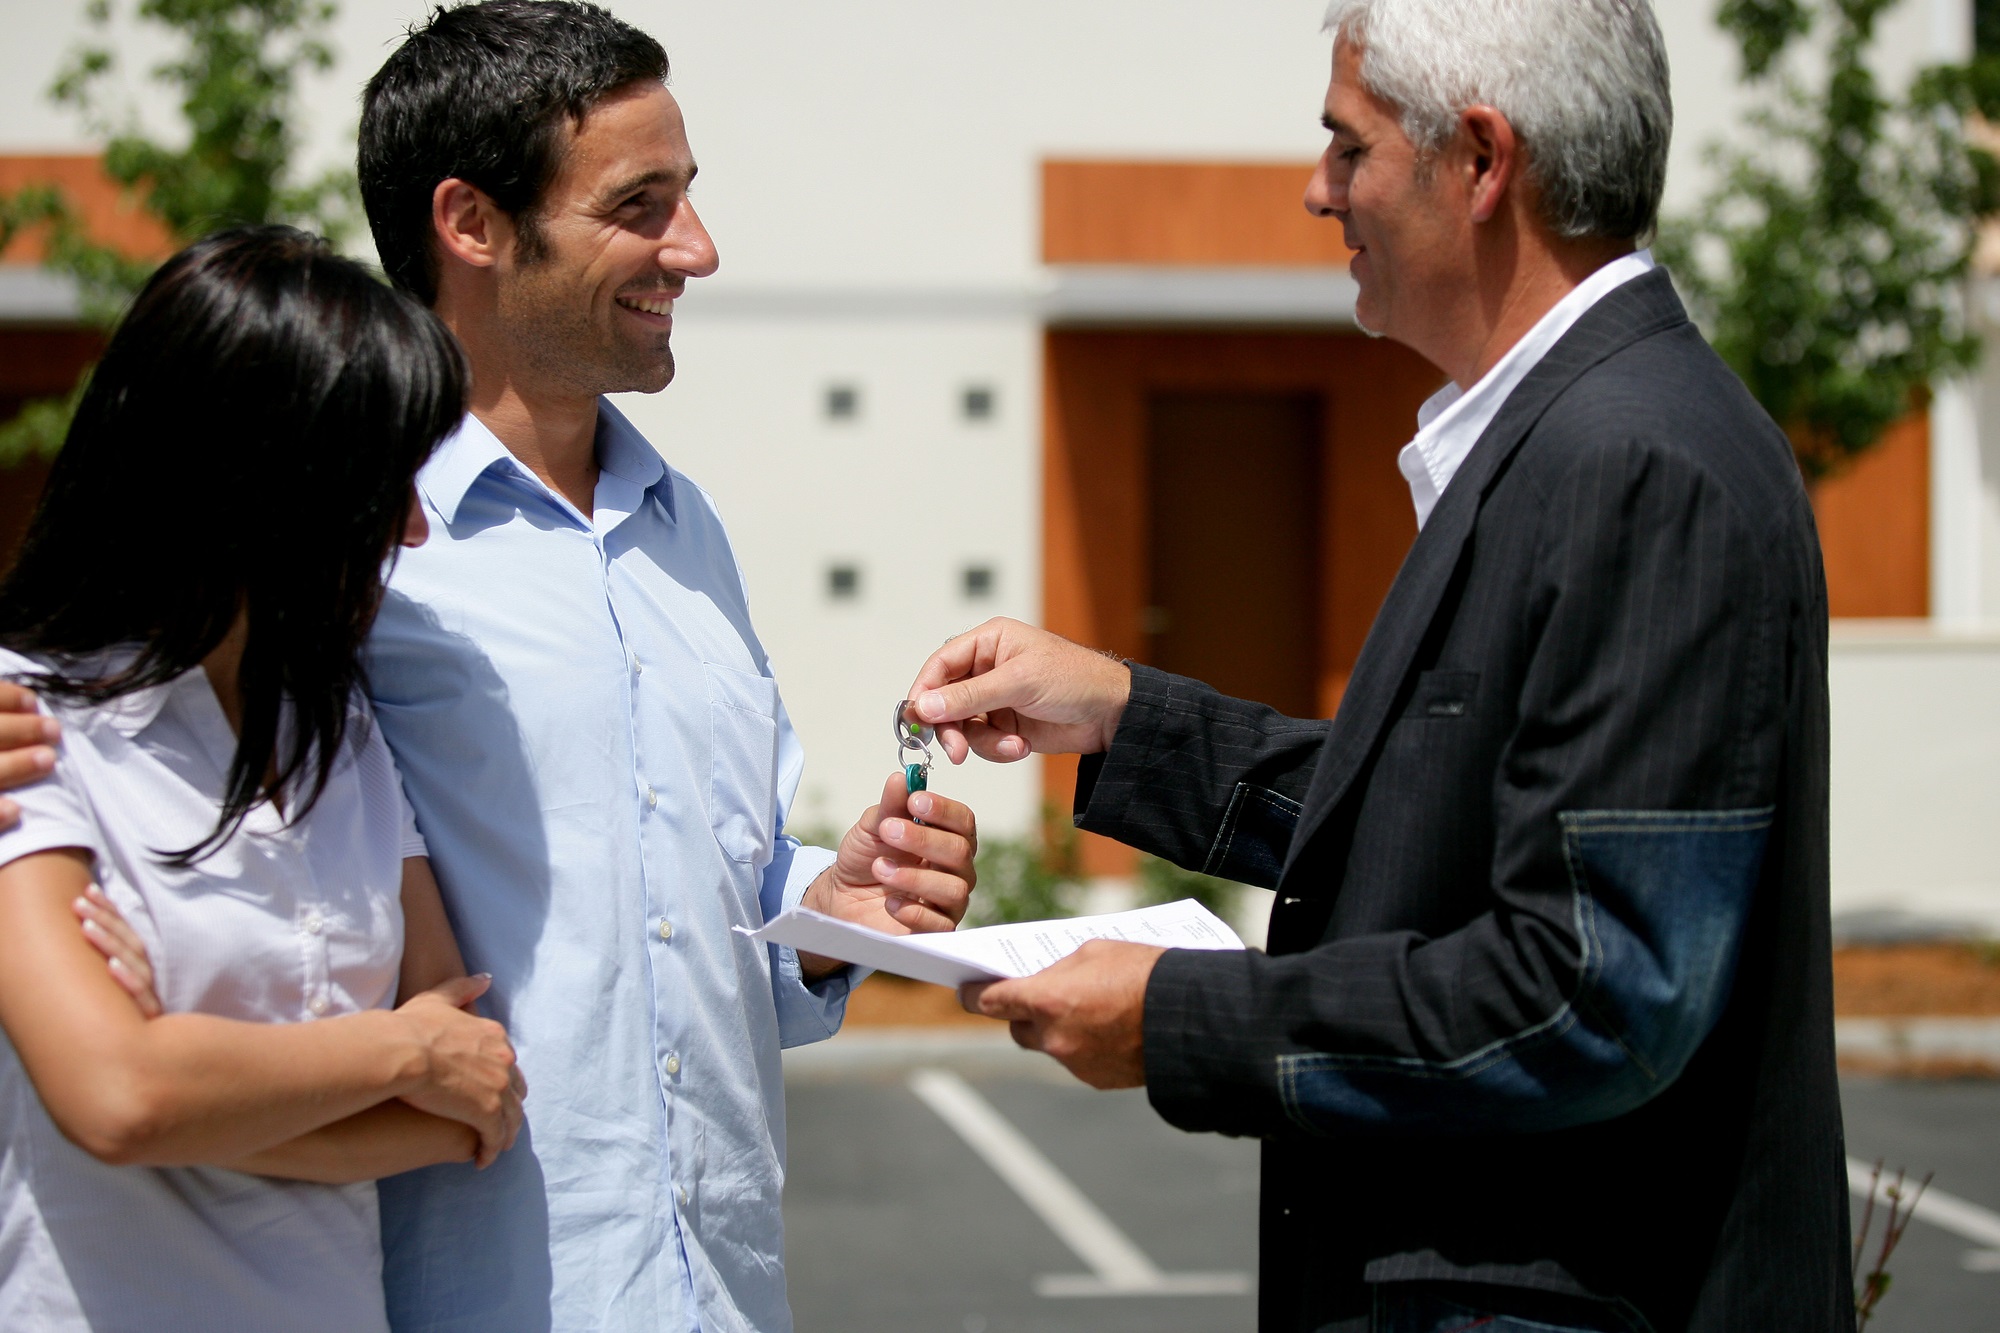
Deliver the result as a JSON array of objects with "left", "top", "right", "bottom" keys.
[
  {"left": 664, "top": 198, "right": 720, "bottom": 280},
  {"left": 401, "top": 487, "right": 429, "bottom": 548},
  {"left": 1304, "top": 149, "right": 1339, "bottom": 218}
]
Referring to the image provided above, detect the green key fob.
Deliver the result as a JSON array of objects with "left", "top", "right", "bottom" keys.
[{"left": 895, "top": 701, "right": 935, "bottom": 824}]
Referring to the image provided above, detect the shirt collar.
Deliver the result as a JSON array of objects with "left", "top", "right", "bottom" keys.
[
  {"left": 596, "top": 398, "right": 676, "bottom": 524},
  {"left": 1398, "top": 249, "right": 1656, "bottom": 529},
  {"left": 417, "top": 412, "right": 515, "bottom": 525},
  {"left": 417, "top": 401, "right": 677, "bottom": 526},
  {"left": 101, "top": 685, "right": 173, "bottom": 739}
]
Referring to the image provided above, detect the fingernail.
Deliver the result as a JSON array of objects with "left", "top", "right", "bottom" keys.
[
  {"left": 873, "top": 857, "right": 901, "bottom": 880},
  {"left": 917, "top": 692, "right": 944, "bottom": 720},
  {"left": 880, "top": 818, "right": 904, "bottom": 840},
  {"left": 72, "top": 896, "right": 90, "bottom": 913},
  {"left": 107, "top": 955, "right": 129, "bottom": 975},
  {"left": 474, "top": 972, "right": 492, "bottom": 981},
  {"left": 910, "top": 792, "right": 933, "bottom": 817},
  {"left": 38, "top": 719, "right": 59, "bottom": 743},
  {"left": 30, "top": 747, "right": 54, "bottom": 771},
  {"left": 884, "top": 895, "right": 906, "bottom": 914}
]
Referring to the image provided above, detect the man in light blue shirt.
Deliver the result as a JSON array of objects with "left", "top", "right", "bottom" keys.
[
  {"left": 0, "top": 6, "right": 975, "bottom": 1327},
  {"left": 350, "top": 5, "right": 982, "bottom": 1330}
]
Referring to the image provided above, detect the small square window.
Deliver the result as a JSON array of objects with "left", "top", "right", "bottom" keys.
[
  {"left": 962, "top": 564, "right": 995, "bottom": 599},
  {"left": 827, "top": 564, "right": 861, "bottom": 599},
  {"left": 825, "top": 385, "right": 859, "bottom": 420},
  {"left": 962, "top": 386, "right": 995, "bottom": 421}
]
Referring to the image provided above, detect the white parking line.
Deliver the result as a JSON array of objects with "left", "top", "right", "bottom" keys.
[
  {"left": 1848, "top": 1157, "right": 2000, "bottom": 1272},
  {"left": 907, "top": 1067, "right": 1253, "bottom": 1298}
]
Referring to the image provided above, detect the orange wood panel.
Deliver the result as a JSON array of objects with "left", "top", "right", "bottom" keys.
[
  {"left": 1041, "top": 160, "right": 1352, "bottom": 267},
  {"left": 1812, "top": 412, "right": 1930, "bottom": 619},
  {"left": 0, "top": 155, "right": 173, "bottom": 263},
  {"left": 1042, "top": 329, "right": 1440, "bottom": 875}
]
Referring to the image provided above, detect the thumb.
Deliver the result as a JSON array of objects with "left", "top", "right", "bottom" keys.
[
  {"left": 914, "top": 662, "right": 1033, "bottom": 727},
  {"left": 877, "top": 770, "right": 909, "bottom": 822},
  {"left": 421, "top": 972, "right": 493, "bottom": 1012},
  {"left": 968, "top": 977, "right": 1032, "bottom": 1020}
]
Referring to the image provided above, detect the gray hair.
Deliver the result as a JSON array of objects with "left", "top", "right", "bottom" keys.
[{"left": 1322, "top": 0, "right": 1672, "bottom": 242}]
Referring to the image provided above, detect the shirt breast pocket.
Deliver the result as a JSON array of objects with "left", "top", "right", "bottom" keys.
[{"left": 706, "top": 662, "right": 781, "bottom": 866}]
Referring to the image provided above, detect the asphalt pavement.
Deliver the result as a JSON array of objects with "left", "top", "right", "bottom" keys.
[
  {"left": 1840, "top": 1076, "right": 2000, "bottom": 1333},
  {"left": 782, "top": 1036, "right": 2000, "bottom": 1333}
]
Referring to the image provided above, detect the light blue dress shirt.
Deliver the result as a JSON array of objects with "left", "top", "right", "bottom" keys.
[{"left": 365, "top": 403, "right": 848, "bottom": 1333}]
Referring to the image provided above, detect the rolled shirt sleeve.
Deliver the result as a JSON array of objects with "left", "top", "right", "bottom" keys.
[{"left": 760, "top": 834, "right": 853, "bottom": 1047}]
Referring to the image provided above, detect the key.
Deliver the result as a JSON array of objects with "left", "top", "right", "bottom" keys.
[{"left": 893, "top": 700, "right": 936, "bottom": 824}]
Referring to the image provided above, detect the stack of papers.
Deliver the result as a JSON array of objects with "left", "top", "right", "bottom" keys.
[{"left": 739, "top": 898, "right": 1245, "bottom": 988}]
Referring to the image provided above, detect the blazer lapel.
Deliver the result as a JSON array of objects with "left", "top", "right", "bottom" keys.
[{"left": 1281, "top": 268, "right": 1691, "bottom": 875}]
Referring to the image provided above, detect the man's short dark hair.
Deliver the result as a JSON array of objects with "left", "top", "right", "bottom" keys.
[{"left": 359, "top": 1, "right": 669, "bottom": 304}]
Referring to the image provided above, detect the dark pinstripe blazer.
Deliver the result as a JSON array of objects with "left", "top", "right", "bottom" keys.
[{"left": 1073, "top": 269, "right": 1851, "bottom": 1331}]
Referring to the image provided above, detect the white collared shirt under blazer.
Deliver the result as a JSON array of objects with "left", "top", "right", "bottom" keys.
[
  {"left": 1399, "top": 250, "right": 1658, "bottom": 528},
  {"left": 0, "top": 650, "right": 426, "bottom": 1333}
]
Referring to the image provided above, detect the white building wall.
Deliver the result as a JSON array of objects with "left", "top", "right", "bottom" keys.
[
  {"left": 1830, "top": 626, "right": 2000, "bottom": 934},
  {"left": 613, "top": 311, "right": 1043, "bottom": 837}
]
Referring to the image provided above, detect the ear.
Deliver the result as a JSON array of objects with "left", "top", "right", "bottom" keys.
[
  {"left": 1458, "top": 106, "right": 1519, "bottom": 226},
  {"left": 431, "top": 178, "right": 514, "bottom": 273}
]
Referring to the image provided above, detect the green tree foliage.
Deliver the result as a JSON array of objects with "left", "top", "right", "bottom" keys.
[
  {"left": 1134, "top": 853, "right": 1241, "bottom": 921},
  {"left": 1659, "top": 0, "right": 2000, "bottom": 478},
  {"left": 0, "top": 0, "right": 355, "bottom": 465},
  {"left": 966, "top": 812, "right": 1083, "bottom": 927}
]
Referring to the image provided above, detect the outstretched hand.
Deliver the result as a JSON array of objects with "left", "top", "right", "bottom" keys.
[
  {"left": 958, "top": 939, "right": 1164, "bottom": 1089},
  {"left": 905, "top": 617, "right": 1133, "bottom": 766},
  {"left": 797, "top": 771, "right": 978, "bottom": 980}
]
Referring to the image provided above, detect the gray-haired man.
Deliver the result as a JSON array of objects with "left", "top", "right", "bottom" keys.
[{"left": 907, "top": 2, "right": 1850, "bottom": 1329}]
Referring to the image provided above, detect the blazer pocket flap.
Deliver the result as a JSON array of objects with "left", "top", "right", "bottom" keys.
[{"left": 1403, "top": 669, "right": 1480, "bottom": 720}]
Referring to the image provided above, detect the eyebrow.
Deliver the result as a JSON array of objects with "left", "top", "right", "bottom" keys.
[{"left": 1322, "top": 114, "right": 1353, "bottom": 135}]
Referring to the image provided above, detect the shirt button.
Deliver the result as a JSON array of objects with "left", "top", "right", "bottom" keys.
[
  {"left": 658, "top": 917, "right": 674, "bottom": 942},
  {"left": 663, "top": 1051, "right": 681, "bottom": 1077},
  {"left": 631, "top": 655, "right": 644, "bottom": 675},
  {"left": 303, "top": 913, "right": 324, "bottom": 935},
  {"left": 308, "top": 995, "right": 329, "bottom": 1016},
  {"left": 677, "top": 1184, "right": 690, "bottom": 1208},
  {"left": 645, "top": 787, "right": 658, "bottom": 809}
]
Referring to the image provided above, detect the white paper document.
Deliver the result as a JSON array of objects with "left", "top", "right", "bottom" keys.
[{"left": 737, "top": 898, "right": 1246, "bottom": 989}]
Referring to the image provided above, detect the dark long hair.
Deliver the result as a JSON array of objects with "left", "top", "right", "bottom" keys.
[{"left": 0, "top": 226, "right": 467, "bottom": 861}]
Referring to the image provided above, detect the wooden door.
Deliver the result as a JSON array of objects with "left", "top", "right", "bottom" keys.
[
  {"left": 1042, "top": 329, "right": 1443, "bottom": 873},
  {"left": 1146, "top": 390, "right": 1323, "bottom": 717}
]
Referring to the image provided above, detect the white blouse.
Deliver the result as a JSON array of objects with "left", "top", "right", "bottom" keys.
[{"left": 0, "top": 649, "right": 425, "bottom": 1333}]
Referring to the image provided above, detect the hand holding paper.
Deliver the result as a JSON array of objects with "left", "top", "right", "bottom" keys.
[{"left": 741, "top": 898, "right": 1243, "bottom": 989}]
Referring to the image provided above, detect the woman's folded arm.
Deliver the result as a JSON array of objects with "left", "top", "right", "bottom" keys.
[
  {"left": 222, "top": 1100, "right": 477, "bottom": 1183},
  {"left": 0, "top": 847, "right": 518, "bottom": 1168}
]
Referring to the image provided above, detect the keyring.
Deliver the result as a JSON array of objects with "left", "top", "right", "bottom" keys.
[{"left": 893, "top": 700, "right": 936, "bottom": 821}]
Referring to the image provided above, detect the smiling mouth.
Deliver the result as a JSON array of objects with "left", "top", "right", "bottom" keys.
[{"left": 615, "top": 292, "right": 677, "bottom": 317}]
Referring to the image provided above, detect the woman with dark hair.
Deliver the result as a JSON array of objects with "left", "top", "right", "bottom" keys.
[{"left": 0, "top": 226, "right": 522, "bottom": 1332}]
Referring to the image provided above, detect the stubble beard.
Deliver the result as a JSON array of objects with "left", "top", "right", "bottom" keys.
[{"left": 500, "top": 266, "right": 678, "bottom": 401}]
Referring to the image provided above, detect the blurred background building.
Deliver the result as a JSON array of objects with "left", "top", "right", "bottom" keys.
[{"left": 1, "top": 0, "right": 1996, "bottom": 936}]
